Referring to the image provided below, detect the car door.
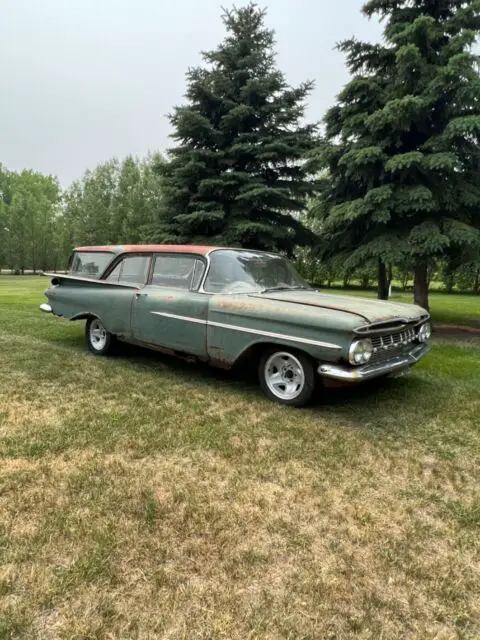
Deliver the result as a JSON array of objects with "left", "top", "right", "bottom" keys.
[
  {"left": 131, "top": 254, "right": 209, "bottom": 358},
  {"left": 101, "top": 253, "right": 152, "bottom": 336}
]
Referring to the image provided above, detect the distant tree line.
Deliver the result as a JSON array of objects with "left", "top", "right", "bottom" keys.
[
  {"left": 0, "top": 155, "right": 164, "bottom": 273},
  {"left": 0, "top": 166, "right": 62, "bottom": 273},
  {"left": 61, "top": 154, "right": 164, "bottom": 250},
  {"left": 1, "top": 1, "right": 479, "bottom": 309},
  {"left": 295, "top": 247, "right": 480, "bottom": 294}
]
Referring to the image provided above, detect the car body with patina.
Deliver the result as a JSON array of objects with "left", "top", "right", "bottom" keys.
[{"left": 40, "top": 245, "right": 432, "bottom": 406}]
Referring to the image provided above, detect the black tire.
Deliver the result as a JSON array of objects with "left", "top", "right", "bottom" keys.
[
  {"left": 258, "top": 347, "right": 316, "bottom": 407},
  {"left": 85, "top": 317, "right": 114, "bottom": 356}
]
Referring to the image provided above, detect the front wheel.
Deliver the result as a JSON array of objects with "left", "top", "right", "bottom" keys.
[
  {"left": 86, "top": 317, "right": 114, "bottom": 355},
  {"left": 258, "top": 348, "right": 316, "bottom": 407}
]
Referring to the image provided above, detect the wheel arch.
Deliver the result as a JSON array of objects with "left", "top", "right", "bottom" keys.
[
  {"left": 71, "top": 311, "right": 103, "bottom": 323},
  {"left": 231, "top": 340, "right": 316, "bottom": 371},
  {"left": 73, "top": 312, "right": 114, "bottom": 337}
]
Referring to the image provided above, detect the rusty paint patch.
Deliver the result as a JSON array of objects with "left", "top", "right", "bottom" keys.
[
  {"left": 141, "top": 341, "right": 177, "bottom": 358},
  {"left": 208, "top": 346, "right": 233, "bottom": 370},
  {"left": 149, "top": 294, "right": 177, "bottom": 302},
  {"left": 213, "top": 297, "right": 337, "bottom": 319},
  {"left": 209, "top": 357, "right": 234, "bottom": 370},
  {"left": 214, "top": 300, "right": 269, "bottom": 312},
  {"left": 249, "top": 294, "right": 369, "bottom": 321}
]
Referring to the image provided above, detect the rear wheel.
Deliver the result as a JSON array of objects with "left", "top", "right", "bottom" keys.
[
  {"left": 86, "top": 317, "right": 114, "bottom": 355},
  {"left": 258, "top": 348, "right": 316, "bottom": 407}
]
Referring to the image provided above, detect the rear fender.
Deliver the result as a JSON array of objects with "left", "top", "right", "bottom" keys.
[{"left": 42, "top": 273, "right": 137, "bottom": 335}]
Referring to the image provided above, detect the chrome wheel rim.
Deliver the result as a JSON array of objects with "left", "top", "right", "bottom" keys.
[
  {"left": 264, "top": 352, "right": 305, "bottom": 401},
  {"left": 89, "top": 319, "right": 108, "bottom": 351}
]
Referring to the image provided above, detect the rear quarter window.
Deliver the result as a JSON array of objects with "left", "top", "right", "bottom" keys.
[{"left": 70, "top": 252, "right": 114, "bottom": 279}]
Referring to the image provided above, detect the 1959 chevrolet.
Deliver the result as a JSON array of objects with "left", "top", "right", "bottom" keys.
[{"left": 40, "top": 245, "right": 432, "bottom": 406}]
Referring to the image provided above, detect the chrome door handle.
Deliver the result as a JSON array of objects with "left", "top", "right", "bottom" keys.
[{"left": 135, "top": 291, "right": 147, "bottom": 299}]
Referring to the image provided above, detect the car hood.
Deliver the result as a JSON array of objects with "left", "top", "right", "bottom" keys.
[{"left": 253, "top": 290, "right": 428, "bottom": 324}]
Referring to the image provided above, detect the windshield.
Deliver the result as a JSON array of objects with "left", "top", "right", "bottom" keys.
[
  {"left": 70, "top": 252, "right": 114, "bottom": 279},
  {"left": 203, "top": 250, "right": 310, "bottom": 294}
]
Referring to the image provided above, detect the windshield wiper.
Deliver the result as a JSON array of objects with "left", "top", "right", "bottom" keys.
[{"left": 260, "top": 286, "right": 311, "bottom": 294}]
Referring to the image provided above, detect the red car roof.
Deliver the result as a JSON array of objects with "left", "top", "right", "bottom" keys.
[{"left": 74, "top": 244, "right": 221, "bottom": 256}]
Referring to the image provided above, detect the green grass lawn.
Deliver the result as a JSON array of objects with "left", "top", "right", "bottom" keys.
[{"left": 1, "top": 276, "right": 479, "bottom": 639}]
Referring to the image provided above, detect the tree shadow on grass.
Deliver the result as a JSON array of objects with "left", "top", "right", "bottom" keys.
[
  {"left": 111, "top": 342, "right": 449, "bottom": 438},
  {"left": 112, "top": 341, "right": 242, "bottom": 386},
  {"left": 2, "top": 332, "right": 458, "bottom": 462},
  {"left": 40, "top": 332, "right": 454, "bottom": 450}
]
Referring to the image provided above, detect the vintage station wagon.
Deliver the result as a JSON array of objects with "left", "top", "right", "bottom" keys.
[{"left": 40, "top": 245, "right": 432, "bottom": 406}]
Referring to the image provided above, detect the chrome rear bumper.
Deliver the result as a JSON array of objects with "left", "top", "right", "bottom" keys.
[{"left": 318, "top": 343, "right": 431, "bottom": 382}]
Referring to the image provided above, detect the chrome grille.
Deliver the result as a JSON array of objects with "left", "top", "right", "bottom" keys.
[{"left": 370, "top": 327, "right": 417, "bottom": 364}]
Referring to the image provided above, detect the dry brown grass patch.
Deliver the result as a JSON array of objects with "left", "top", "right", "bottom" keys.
[{"left": 2, "top": 448, "right": 477, "bottom": 638}]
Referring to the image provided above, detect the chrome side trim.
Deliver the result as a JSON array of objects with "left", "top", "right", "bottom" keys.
[
  {"left": 151, "top": 311, "right": 207, "bottom": 325},
  {"left": 318, "top": 343, "right": 431, "bottom": 382},
  {"left": 209, "top": 320, "right": 342, "bottom": 350},
  {"left": 150, "top": 311, "right": 342, "bottom": 351}
]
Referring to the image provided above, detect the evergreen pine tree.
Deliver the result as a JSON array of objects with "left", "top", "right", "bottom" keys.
[
  {"left": 155, "top": 3, "right": 318, "bottom": 254},
  {"left": 313, "top": 0, "right": 480, "bottom": 309}
]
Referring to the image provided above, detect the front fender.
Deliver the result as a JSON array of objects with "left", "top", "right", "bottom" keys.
[{"left": 206, "top": 295, "right": 350, "bottom": 366}]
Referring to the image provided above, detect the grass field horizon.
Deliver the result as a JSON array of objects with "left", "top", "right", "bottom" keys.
[{"left": 1, "top": 277, "right": 479, "bottom": 639}]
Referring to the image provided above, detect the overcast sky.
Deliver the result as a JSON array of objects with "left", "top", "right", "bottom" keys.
[{"left": 1, "top": 0, "right": 382, "bottom": 186}]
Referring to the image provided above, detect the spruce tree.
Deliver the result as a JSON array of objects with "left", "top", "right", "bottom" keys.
[
  {"left": 155, "top": 3, "right": 317, "bottom": 254},
  {"left": 314, "top": 0, "right": 480, "bottom": 309}
]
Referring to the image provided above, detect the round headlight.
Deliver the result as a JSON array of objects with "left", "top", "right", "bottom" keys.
[
  {"left": 349, "top": 339, "right": 373, "bottom": 365},
  {"left": 418, "top": 322, "right": 432, "bottom": 342}
]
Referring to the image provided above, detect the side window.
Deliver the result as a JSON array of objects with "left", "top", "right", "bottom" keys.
[
  {"left": 151, "top": 255, "right": 196, "bottom": 289},
  {"left": 120, "top": 256, "right": 150, "bottom": 284},
  {"left": 106, "top": 255, "right": 150, "bottom": 286},
  {"left": 192, "top": 259, "right": 206, "bottom": 290},
  {"left": 106, "top": 261, "right": 122, "bottom": 283}
]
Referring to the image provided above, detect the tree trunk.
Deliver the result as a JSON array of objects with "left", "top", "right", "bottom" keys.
[
  {"left": 473, "top": 268, "right": 480, "bottom": 294},
  {"left": 446, "top": 274, "right": 455, "bottom": 295},
  {"left": 414, "top": 260, "right": 429, "bottom": 311},
  {"left": 377, "top": 259, "right": 389, "bottom": 300}
]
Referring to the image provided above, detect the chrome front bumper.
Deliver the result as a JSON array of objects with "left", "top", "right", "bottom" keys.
[
  {"left": 39, "top": 303, "right": 52, "bottom": 313},
  {"left": 318, "top": 343, "right": 431, "bottom": 382}
]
